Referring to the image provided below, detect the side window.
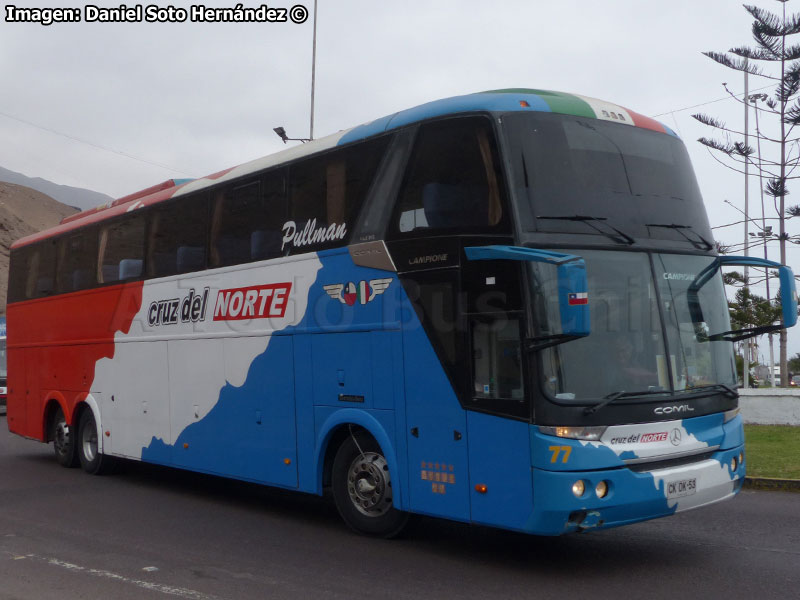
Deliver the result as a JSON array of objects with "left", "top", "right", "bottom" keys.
[
  {"left": 8, "top": 246, "right": 31, "bottom": 303},
  {"left": 98, "top": 216, "right": 145, "bottom": 283},
  {"left": 210, "top": 171, "right": 286, "bottom": 268},
  {"left": 148, "top": 195, "right": 209, "bottom": 277},
  {"left": 284, "top": 137, "right": 389, "bottom": 254},
  {"left": 24, "top": 240, "right": 57, "bottom": 299},
  {"left": 56, "top": 230, "right": 98, "bottom": 293},
  {"left": 393, "top": 117, "right": 507, "bottom": 236}
]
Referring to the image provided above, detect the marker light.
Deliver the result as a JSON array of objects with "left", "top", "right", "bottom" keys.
[
  {"left": 595, "top": 481, "right": 609, "bottom": 499},
  {"left": 475, "top": 484, "right": 488, "bottom": 494},
  {"left": 572, "top": 480, "right": 585, "bottom": 497},
  {"left": 519, "top": 100, "right": 530, "bottom": 107}
]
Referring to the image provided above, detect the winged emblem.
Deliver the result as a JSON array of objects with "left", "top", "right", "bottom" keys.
[{"left": 323, "top": 278, "right": 393, "bottom": 306}]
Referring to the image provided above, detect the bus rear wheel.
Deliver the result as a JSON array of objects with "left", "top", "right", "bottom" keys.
[
  {"left": 331, "top": 431, "right": 408, "bottom": 538},
  {"left": 52, "top": 407, "right": 78, "bottom": 468},
  {"left": 77, "top": 409, "right": 111, "bottom": 475}
]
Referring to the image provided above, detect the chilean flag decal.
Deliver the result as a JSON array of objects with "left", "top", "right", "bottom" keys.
[{"left": 568, "top": 292, "right": 588, "bottom": 306}]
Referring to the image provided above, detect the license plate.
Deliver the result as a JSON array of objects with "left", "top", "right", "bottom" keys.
[{"left": 667, "top": 478, "right": 696, "bottom": 499}]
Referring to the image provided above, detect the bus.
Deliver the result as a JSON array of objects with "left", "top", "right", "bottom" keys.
[
  {"left": 0, "top": 317, "right": 6, "bottom": 414},
  {"left": 6, "top": 89, "right": 797, "bottom": 537}
]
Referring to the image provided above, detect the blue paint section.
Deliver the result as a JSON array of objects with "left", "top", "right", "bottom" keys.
[
  {"left": 530, "top": 430, "right": 622, "bottom": 471},
  {"left": 141, "top": 249, "right": 409, "bottom": 496},
  {"left": 338, "top": 92, "right": 553, "bottom": 145},
  {"left": 402, "top": 301, "right": 471, "bottom": 522},
  {"left": 529, "top": 466, "right": 675, "bottom": 535},
  {"left": 143, "top": 335, "right": 298, "bottom": 487},
  {"left": 527, "top": 412, "right": 745, "bottom": 534},
  {"left": 467, "top": 412, "right": 534, "bottom": 531}
]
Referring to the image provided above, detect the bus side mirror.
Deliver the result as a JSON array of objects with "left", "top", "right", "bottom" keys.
[
  {"left": 464, "top": 245, "right": 591, "bottom": 344},
  {"left": 689, "top": 255, "right": 797, "bottom": 342}
]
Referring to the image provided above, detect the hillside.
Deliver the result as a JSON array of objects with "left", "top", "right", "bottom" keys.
[
  {"left": 0, "top": 182, "right": 79, "bottom": 313},
  {"left": 0, "top": 165, "right": 113, "bottom": 212}
]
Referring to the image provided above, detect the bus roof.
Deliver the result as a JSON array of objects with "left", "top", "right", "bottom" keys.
[{"left": 13, "top": 88, "right": 674, "bottom": 250}]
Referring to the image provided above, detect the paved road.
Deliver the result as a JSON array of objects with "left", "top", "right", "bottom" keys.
[{"left": 1, "top": 417, "right": 798, "bottom": 600}]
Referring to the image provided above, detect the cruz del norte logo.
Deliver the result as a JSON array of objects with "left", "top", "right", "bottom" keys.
[{"left": 323, "top": 278, "right": 393, "bottom": 306}]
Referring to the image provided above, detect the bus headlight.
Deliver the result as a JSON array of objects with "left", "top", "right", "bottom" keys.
[
  {"left": 595, "top": 480, "right": 609, "bottom": 498},
  {"left": 572, "top": 480, "right": 585, "bottom": 497},
  {"left": 540, "top": 426, "right": 607, "bottom": 441}
]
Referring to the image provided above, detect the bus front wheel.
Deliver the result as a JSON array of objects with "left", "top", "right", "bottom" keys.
[
  {"left": 331, "top": 431, "right": 408, "bottom": 538},
  {"left": 77, "top": 409, "right": 111, "bottom": 475},
  {"left": 51, "top": 407, "right": 78, "bottom": 468}
]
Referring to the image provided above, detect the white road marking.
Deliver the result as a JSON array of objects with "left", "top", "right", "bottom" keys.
[{"left": 6, "top": 552, "right": 223, "bottom": 600}]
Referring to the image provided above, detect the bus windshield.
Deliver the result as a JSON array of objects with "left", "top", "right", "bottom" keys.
[
  {"left": 503, "top": 112, "right": 712, "bottom": 241},
  {"left": 535, "top": 250, "right": 737, "bottom": 402}
]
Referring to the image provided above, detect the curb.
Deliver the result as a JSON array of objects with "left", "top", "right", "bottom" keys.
[{"left": 744, "top": 477, "right": 800, "bottom": 492}]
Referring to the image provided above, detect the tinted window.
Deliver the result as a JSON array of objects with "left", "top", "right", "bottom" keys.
[
  {"left": 392, "top": 117, "right": 507, "bottom": 236},
  {"left": 99, "top": 216, "right": 145, "bottom": 283},
  {"left": 284, "top": 137, "right": 389, "bottom": 254},
  {"left": 210, "top": 172, "right": 286, "bottom": 268},
  {"left": 149, "top": 195, "right": 209, "bottom": 277},
  {"left": 503, "top": 112, "right": 711, "bottom": 242},
  {"left": 24, "top": 239, "right": 57, "bottom": 299},
  {"left": 56, "top": 230, "right": 98, "bottom": 293},
  {"left": 8, "top": 246, "right": 31, "bottom": 303}
]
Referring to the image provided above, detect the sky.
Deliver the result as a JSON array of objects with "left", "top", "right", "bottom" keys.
[{"left": 2, "top": 0, "right": 800, "bottom": 364}]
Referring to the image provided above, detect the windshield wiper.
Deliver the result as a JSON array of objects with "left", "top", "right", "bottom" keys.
[
  {"left": 645, "top": 223, "right": 713, "bottom": 251},
  {"left": 683, "top": 383, "right": 738, "bottom": 399},
  {"left": 583, "top": 389, "right": 669, "bottom": 416},
  {"left": 538, "top": 215, "right": 635, "bottom": 246}
]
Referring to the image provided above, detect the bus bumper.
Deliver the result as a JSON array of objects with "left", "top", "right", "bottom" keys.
[{"left": 527, "top": 443, "right": 745, "bottom": 535}]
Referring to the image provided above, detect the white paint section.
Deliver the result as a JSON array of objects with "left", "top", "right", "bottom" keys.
[
  {"left": 95, "top": 342, "right": 171, "bottom": 458},
  {"left": 173, "top": 129, "right": 349, "bottom": 198},
  {"left": 574, "top": 94, "right": 634, "bottom": 126},
  {"left": 92, "top": 253, "right": 322, "bottom": 459},
  {"left": 584, "top": 419, "right": 708, "bottom": 461},
  {"left": 649, "top": 459, "right": 738, "bottom": 512},
  {"left": 168, "top": 338, "right": 225, "bottom": 438},
  {"left": 14, "top": 553, "right": 221, "bottom": 600}
]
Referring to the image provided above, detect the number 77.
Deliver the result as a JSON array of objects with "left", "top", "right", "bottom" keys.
[{"left": 548, "top": 445, "right": 572, "bottom": 464}]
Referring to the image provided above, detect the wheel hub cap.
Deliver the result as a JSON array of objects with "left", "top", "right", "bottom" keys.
[{"left": 347, "top": 452, "right": 392, "bottom": 517}]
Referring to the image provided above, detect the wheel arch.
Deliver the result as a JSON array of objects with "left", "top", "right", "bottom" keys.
[
  {"left": 314, "top": 409, "right": 406, "bottom": 511},
  {"left": 42, "top": 393, "right": 69, "bottom": 443},
  {"left": 71, "top": 393, "right": 105, "bottom": 455}
]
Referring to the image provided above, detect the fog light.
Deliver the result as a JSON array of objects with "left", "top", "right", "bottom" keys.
[
  {"left": 739, "top": 452, "right": 744, "bottom": 465},
  {"left": 731, "top": 457, "right": 738, "bottom": 471},
  {"left": 596, "top": 480, "right": 609, "bottom": 498},
  {"left": 572, "top": 480, "right": 585, "bottom": 497}
]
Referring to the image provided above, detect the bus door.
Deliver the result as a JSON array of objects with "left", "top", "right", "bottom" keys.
[
  {"left": 400, "top": 265, "right": 471, "bottom": 522},
  {"left": 462, "top": 257, "right": 535, "bottom": 530}
]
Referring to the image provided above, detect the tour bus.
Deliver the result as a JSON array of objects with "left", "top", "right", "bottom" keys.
[
  {"left": 6, "top": 89, "right": 797, "bottom": 537},
  {"left": 0, "top": 317, "right": 6, "bottom": 414}
]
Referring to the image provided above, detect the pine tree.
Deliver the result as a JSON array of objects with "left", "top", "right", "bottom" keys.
[{"left": 693, "top": 1, "right": 800, "bottom": 386}]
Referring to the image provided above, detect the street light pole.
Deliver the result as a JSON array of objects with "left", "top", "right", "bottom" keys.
[
  {"left": 743, "top": 65, "right": 750, "bottom": 388},
  {"left": 309, "top": 0, "right": 318, "bottom": 141}
]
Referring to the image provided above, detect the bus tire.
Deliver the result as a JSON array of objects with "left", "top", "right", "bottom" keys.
[
  {"left": 77, "top": 409, "right": 111, "bottom": 475},
  {"left": 331, "top": 431, "right": 408, "bottom": 538},
  {"left": 52, "top": 407, "right": 78, "bottom": 468}
]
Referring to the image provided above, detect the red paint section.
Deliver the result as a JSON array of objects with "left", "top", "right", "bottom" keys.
[
  {"left": 6, "top": 282, "right": 144, "bottom": 440},
  {"left": 16, "top": 185, "right": 184, "bottom": 249},
  {"left": 625, "top": 108, "right": 667, "bottom": 134}
]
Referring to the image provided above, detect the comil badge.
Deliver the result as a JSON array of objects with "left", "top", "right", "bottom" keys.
[{"left": 323, "top": 278, "right": 393, "bottom": 306}]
